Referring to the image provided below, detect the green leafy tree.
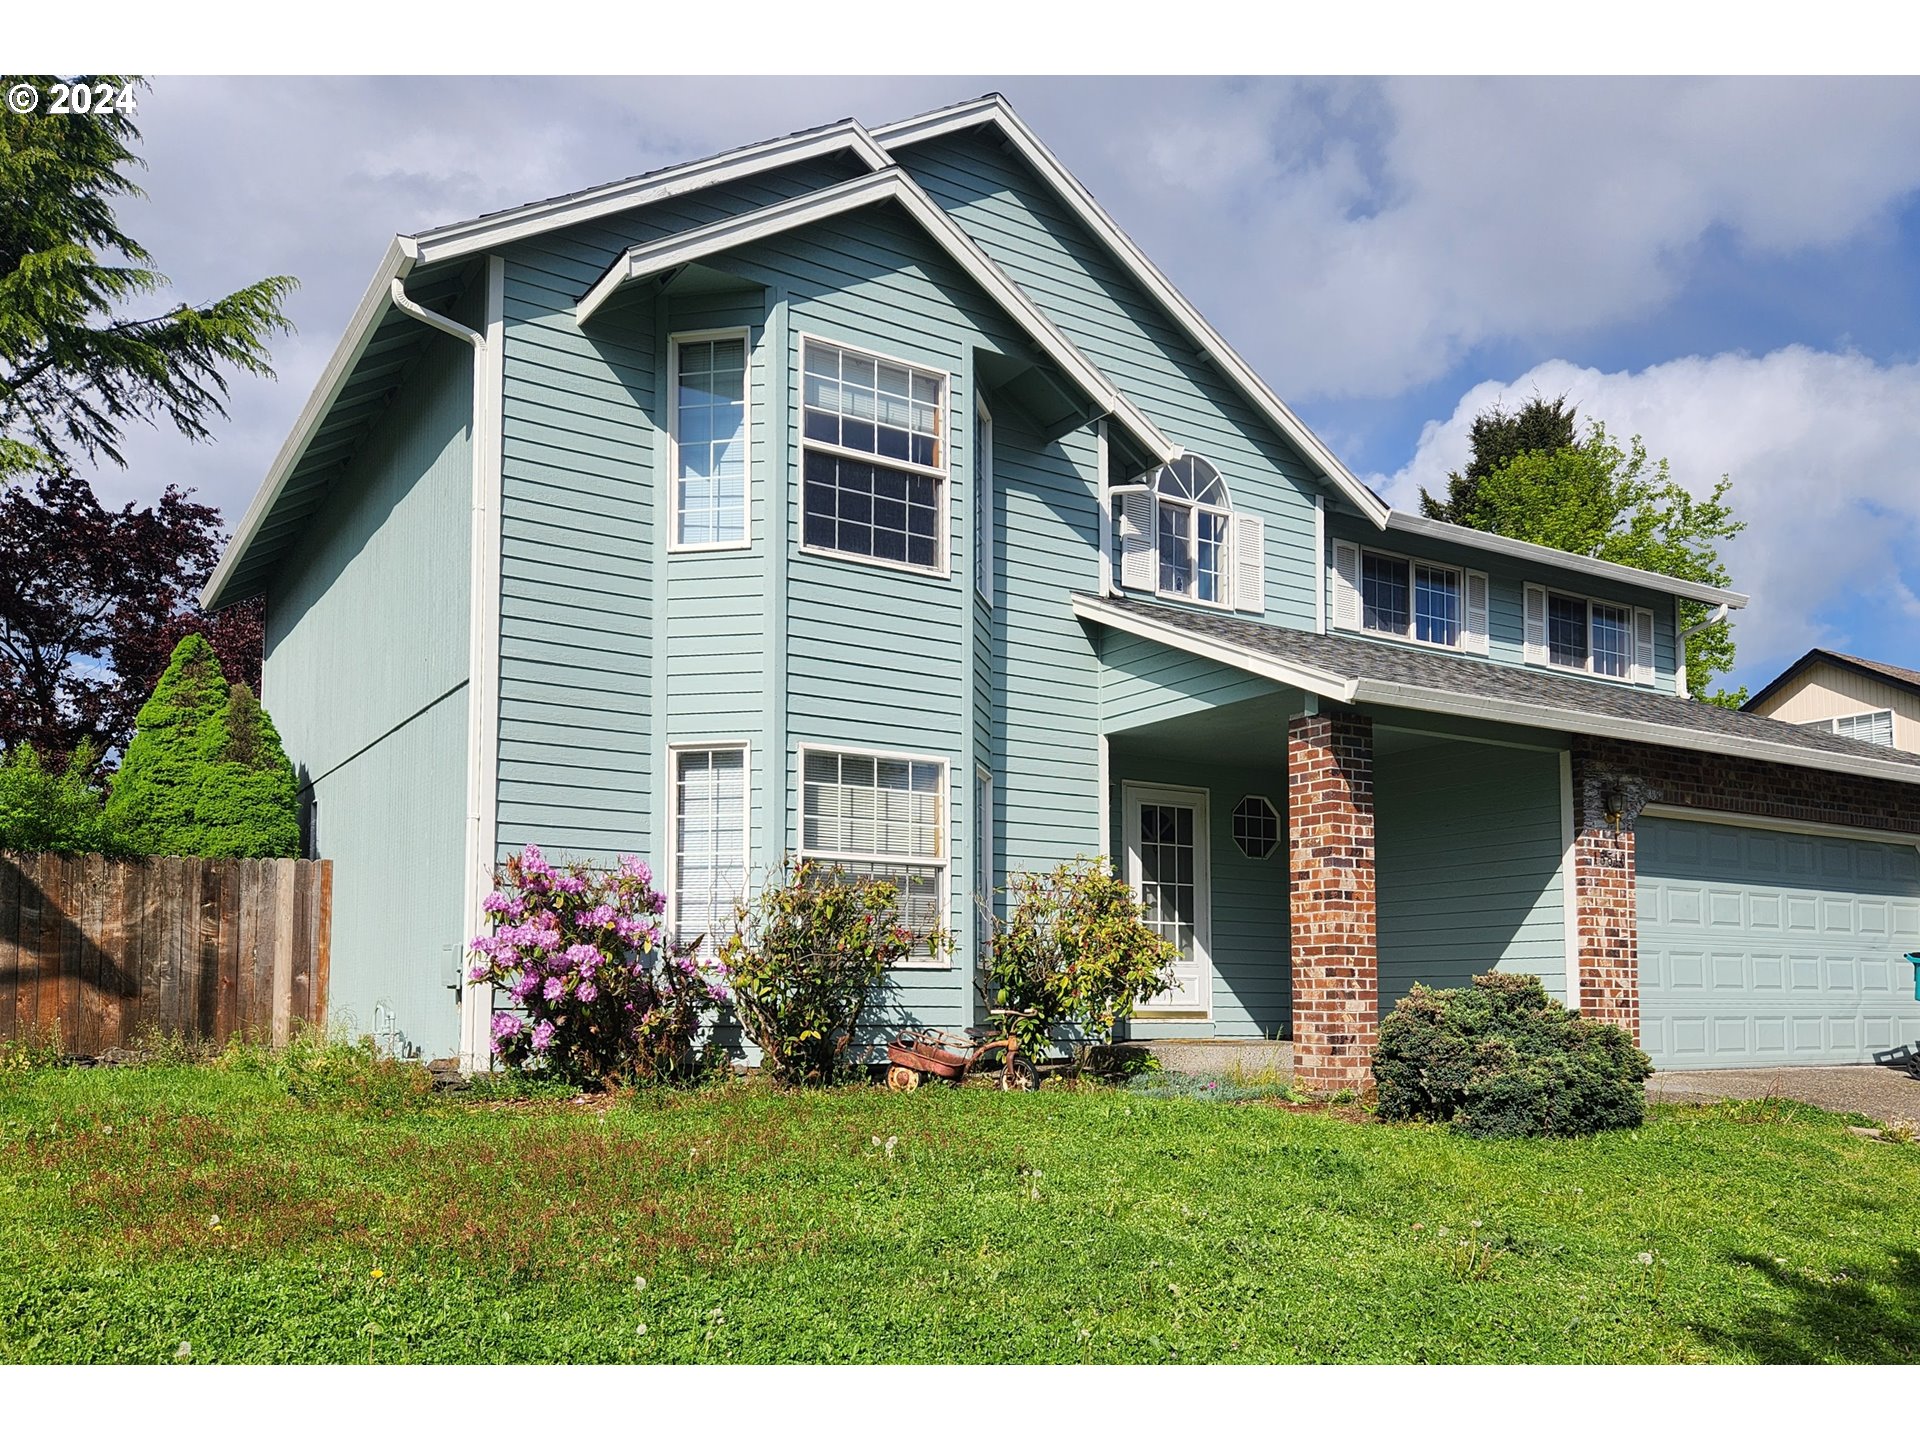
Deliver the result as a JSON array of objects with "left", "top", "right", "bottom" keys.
[
  {"left": 0, "top": 739, "right": 114, "bottom": 853},
  {"left": 985, "top": 856, "right": 1178, "bottom": 1072},
  {"left": 105, "top": 633, "right": 299, "bottom": 857},
  {"left": 1427, "top": 400, "right": 1745, "bottom": 705},
  {"left": 1419, "top": 394, "right": 1579, "bottom": 525}
]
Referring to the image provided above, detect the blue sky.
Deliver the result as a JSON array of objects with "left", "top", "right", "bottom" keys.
[{"left": 103, "top": 76, "right": 1920, "bottom": 694}]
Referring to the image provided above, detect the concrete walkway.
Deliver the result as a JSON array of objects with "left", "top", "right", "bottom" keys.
[{"left": 1648, "top": 1064, "right": 1920, "bottom": 1129}]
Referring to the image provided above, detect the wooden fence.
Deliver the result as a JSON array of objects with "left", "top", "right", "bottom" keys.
[{"left": 0, "top": 853, "right": 331, "bottom": 1054}]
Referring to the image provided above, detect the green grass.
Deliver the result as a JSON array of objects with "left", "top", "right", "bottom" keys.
[{"left": 3, "top": 1059, "right": 1918, "bottom": 1363}]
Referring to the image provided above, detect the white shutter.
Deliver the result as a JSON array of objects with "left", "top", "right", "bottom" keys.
[
  {"left": 1232, "top": 512, "right": 1265, "bottom": 614},
  {"left": 1114, "top": 486, "right": 1155, "bottom": 591},
  {"left": 1523, "top": 584, "right": 1548, "bottom": 665},
  {"left": 1463, "top": 570, "right": 1490, "bottom": 655},
  {"left": 1330, "top": 540, "right": 1361, "bottom": 631},
  {"left": 1632, "top": 607, "right": 1656, "bottom": 686}
]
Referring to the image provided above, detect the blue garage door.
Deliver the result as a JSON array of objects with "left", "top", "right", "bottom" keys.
[{"left": 1637, "top": 816, "right": 1920, "bottom": 1069}]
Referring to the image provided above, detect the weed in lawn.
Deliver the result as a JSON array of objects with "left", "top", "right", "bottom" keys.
[{"left": 0, "top": 1023, "right": 64, "bottom": 1074}]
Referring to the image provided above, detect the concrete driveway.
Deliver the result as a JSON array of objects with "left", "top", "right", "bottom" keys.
[{"left": 1648, "top": 1064, "right": 1920, "bottom": 1129}]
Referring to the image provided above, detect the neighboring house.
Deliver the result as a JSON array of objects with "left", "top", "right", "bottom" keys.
[
  {"left": 202, "top": 95, "right": 1920, "bottom": 1086},
  {"left": 1744, "top": 649, "right": 1920, "bottom": 753}
]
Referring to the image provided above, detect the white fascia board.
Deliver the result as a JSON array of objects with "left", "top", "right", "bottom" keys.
[
  {"left": 874, "top": 96, "right": 1390, "bottom": 529},
  {"left": 410, "top": 121, "right": 890, "bottom": 267},
  {"left": 1348, "top": 676, "right": 1920, "bottom": 787},
  {"left": 579, "top": 169, "right": 1178, "bottom": 465},
  {"left": 200, "top": 236, "right": 418, "bottom": 611},
  {"left": 1384, "top": 511, "right": 1750, "bottom": 609},
  {"left": 1070, "top": 595, "right": 1357, "bottom": 703}
]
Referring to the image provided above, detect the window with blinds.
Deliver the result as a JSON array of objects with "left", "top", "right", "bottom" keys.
[
  {"left": 670, "top": 333, "right": 748, "bottom": 549},
  {"left": 671, "top": 746, "right": 748, "bottom": 944},
  {"left": 800, "top": 748, "right": 947, "bottom": 955}
]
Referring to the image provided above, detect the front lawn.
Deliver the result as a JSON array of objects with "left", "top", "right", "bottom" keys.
[{"left": 3, "top": 1062, "right": 1917, "bottom": 1363}]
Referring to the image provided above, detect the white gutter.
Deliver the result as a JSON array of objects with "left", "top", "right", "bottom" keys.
[
  {"left": 386, "top": 270, "right": 507, "bottom": 1074},
  {"left": 1674, "top": 601, "right": 1732, "bottom": 696}
]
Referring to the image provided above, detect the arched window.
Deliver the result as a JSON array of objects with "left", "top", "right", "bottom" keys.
[{"left": 1147, "top": 456, "right": 1232, "bottom": 604}]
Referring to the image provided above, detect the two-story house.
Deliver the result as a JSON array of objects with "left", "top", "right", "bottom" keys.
[
  {"left": 1745, "top": 649, "right": 1920, "bottom": 753},
  {"left": 203, "top": 95, "right": 1920, "bottom": 1088}
]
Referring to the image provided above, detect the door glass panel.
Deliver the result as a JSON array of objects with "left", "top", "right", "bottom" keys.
[{"left": 1139, "top": 801, "right": 1198, "bottom": 978}]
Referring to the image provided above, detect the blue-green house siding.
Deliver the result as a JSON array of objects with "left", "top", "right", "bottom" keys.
[{"left": 263, "top": 317, "right": 473, "bottom": 1061}]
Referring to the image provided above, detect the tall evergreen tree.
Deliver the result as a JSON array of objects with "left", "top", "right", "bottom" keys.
[
  {"left": 105, "top": 633, "right": 298, "bottom": 857},
  {"left": 1419, "top": 394, "right": 1579, "bottom": 525}
]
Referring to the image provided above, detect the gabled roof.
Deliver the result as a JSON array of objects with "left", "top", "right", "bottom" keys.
[
  {"left": 1075, "top": 594, "right": 1920, "bottom": 788},
  {"left": 1744, "top": 648, "right": 1920, "bottom": 713},
  {"left": 575, "top": 167, "right": 1176, "bottom": 465},
  {"left": 873, "top": 93, "right": 1392, "bottom": 530}
]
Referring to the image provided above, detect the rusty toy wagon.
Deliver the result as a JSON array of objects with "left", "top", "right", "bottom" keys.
[{"left": 885, "top": 1010, "right": 1040, "bottom": 1092}]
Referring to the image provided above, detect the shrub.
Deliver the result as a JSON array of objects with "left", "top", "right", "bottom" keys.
[
  {"left": 0, "top": 741, "right": 114, "bottom": 853},
  {"left": 1374, "top": 972, "right": 1654, "bottom": 1138},
  {"left": 106, "top": 634, "right": 299, "bottom": 858},
  {"left": 717, "top": 857, "right": 926, "bottom": 1086},
  {"left": 219, "top": 1029, "right": 435, "bottom": 1116},
  {"left": 985, "top": 856, "right": 1178, "bottom": 1070},
  {"left": 468, "top": 845, "right": 724, "bottom": 1089}
]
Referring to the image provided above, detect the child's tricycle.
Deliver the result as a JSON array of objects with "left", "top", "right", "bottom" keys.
[{"left": 886, "top": 1010, "right": 1039, "bottom": 1092}]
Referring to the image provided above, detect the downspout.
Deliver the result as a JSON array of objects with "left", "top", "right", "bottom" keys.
[
  {"left": 388, "top": 272, "right": 504, "bottom": 1073},
  {"left": 1675, "top": 602, "right": 1731, "bottom": 697}
]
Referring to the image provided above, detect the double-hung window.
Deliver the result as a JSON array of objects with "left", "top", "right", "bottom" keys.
[
  {"left": 669, "top": 333, "right": 748, "bottom": 548},
  {"left": 800, "top": 747, "right": 947, "bottom": 962},
  {"left": 1335, "top": 543, "right": 1479, "bottom": 650},
  {"left": 801, "top": 338, "right": 947, "bottom": 573},
  {"left": 1526, "top": 584, "right": 1655, "bottom": 684},
  {"left": 1111, "top": 455, "right": 1265, "bottom": 613},
  {"left": 670, "top": 745, "right": 748, "bottom": 944}
]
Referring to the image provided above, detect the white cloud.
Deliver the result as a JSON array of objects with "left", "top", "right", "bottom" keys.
[{"left": 1368, "top": 346, "right": 1920, "bottom": 683}]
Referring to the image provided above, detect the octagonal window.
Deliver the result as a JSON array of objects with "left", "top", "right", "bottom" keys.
[{"left": 1233, "top": 795, "right": 1280, "bottom": 860}]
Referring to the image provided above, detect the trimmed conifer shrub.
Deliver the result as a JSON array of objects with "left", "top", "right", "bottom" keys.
[
  {"left": 1374, "top": 972, "right": 1654, "bottom": 1139},
  {"left": 106, "top": 634, "right": 300, "bottom": 858}
]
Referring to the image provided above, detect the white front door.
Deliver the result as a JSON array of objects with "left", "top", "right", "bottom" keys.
[{"left": 1125, "top": 784, "right": 1211, "bottom": 1016}]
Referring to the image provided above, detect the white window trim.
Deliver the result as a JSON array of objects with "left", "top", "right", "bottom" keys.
[
  {"left": 1355, "top": 544, "right": 1468, "bottom": 653},
  {"left": 796, "top": 331, "right": 953, "bottom": 581},
  {"left": 1153, "top": 492, "right": 1236, "bottom": 610},
  {"left": 974, "top": 398, "right": 994, "bottom": 605},
  {"left": 1541, "top": 589, "right": 1635, "bottom": 681},
  {"left": 666, "top": 328, "right": 753, "bottom": 555},
  {"left": 664, "top": 739, "right": 753, "bottom": 947},
  {"left": 795, "top": 741, "right": 953, "bottom": 970}
]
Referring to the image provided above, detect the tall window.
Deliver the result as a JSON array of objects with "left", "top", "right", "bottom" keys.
[
  {"left": 1362, "top": 550, "right": 1462, "bottom": 648},
  {"left": 670, "top": 334, "right": 748, "bottom": 548},
  {"left": 1151, "top": 456, "right": 1231, "bottom": 605},
  {"left": 671, "top": 746, "right": 747, "bottom": 943},
  {"left": 973, "top": 766, "right": 993, "bottom": 962},
  {"left": 801, "top": 338, "right": 946, "bottom": 572},
  {"left": 800, "top": 747, "right": 946, "bottom": 956}
]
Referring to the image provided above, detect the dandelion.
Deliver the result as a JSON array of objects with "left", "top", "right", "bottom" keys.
[
  {"left": 175, "top": 1341, "right": 191, "bottom": 1360},
  {"left": 1411, "top": 1223, "right": 1424, "bottom": 1232},
  {"left": 207, "top": 1214, "right": 221, "bottom": 1229},
  {"left": 884, "top": 1135, "right": 899, "bottom": 1159},
  {"left": 1471, "top": 1219, "right": 1483, "bottom": 1230},
  {"left": 633, "top": 1276, "right": 648, "bottom": 1292},
  {"left": 636, "top": 1322, "right": 648, "bottom": 1336},
  {"left": 1637, "top": 1252, "right": 1654, "bottom": 1266},
  {"left": 372, "top": 1268, "right": 385, "bottom": 1279}
]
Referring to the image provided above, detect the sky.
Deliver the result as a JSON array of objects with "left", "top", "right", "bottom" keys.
[{"left": 99, "top": 75, "right": 1920, "bottom": 696}]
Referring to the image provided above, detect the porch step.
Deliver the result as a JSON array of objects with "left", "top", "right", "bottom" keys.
[{"left": 1135, "top": 1038, "right": 1293, "bottom": 1080}]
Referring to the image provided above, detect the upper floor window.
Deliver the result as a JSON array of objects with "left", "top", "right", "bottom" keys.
[
  {"left": 1331, "top": 541, "right": 1487, "bottom": 654},
  {"left": 800, "top": 337, "right": 947, "bottom": 574},
  {"left": 1804, "top": 709, "right": 1896, "bottom": 747},
  {"left": 1111, "top": 455, "right": 1265, "bottom": 614},
  {"left": 1525, "top": 584, "right": 1654, "bottom": 685},
  {"left": 670, "top": 332, "right": 748, "bottom": 549}
]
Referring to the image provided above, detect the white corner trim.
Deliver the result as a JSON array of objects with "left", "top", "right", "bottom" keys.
[
  {"left": 873, "top": 96, "right": 1388, "bottom": 529},
  {"left": 1313, "top": 494, "right": 1326, "bottom": 635},
  {"left": 576, "top": 167, "right": 1176, "bottom": 467},
  {"left": 1070, "top": 594, "right": 1357, "bottom": 702},
  {"left": 201, "top": 237, "right": 416, "bottom": 610},
  {"left": 458, "top": 256, "right": 507, "bottom": 1074},
  {"left": 411, "top": 121, "right": 890, "bottom": 267},
  {"left": 1384, "top": 511, "right": 1748, "bottom": 609},
  {"left": 1559, "top": 749, "right": 1578, "bottom": 1011}
]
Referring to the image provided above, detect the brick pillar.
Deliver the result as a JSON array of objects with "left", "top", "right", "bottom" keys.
[
  {"left": 1288, "top": 710, "right": 1377, "bottom": 1094},
  {"left": 1570, "top": 742, "right": 1640, "bottom": 1039}
]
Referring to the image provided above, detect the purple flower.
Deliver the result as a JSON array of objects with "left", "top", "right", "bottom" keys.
[
  {"left": 580, "top": 904, "right": 617, "bottom": 931},
  {"left": 618, "top": 855, "right": 652, "bottom": 885},
  {"left": 467, "top": 961, "right": 490, "bottom": 982},
  {"left": 563, "top": 942, "right": 604, "bottom": 976},
  {"left": 555, "top": 874, "right": 588, "bottom": 896},
  {"left": 530, "top": 1020, "right": 555, "bottom": 1052},
  {"left": 482, "top": 891, "right": 513, "bottom": 916},
  {"left": 509, "top": 973, "right": 540, "bottom": 1003},
  {"left": 543, "top": 976, "right": 565, "bottom": 1002},
  {"left": 491, "top": 1012, "right": 524, "bottom": 1040},
  {"left": 577, "top": 981, "right": 598, "bottom": 1003}
]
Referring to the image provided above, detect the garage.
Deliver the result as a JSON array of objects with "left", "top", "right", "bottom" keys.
[{"left": 1637, "top": 814, "right": 1920, "bottom": 1069}]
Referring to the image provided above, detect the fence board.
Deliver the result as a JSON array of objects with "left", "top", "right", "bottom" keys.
[{"left": 0, "top": 853, "right": 330, "bottom": 1055}]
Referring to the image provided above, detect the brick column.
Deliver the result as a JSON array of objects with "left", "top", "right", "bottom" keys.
[
  {"left": 1570, "top": 741, "right": 1640, "bottom": 1039},
  {"left": 1288, "top": 710, "right": 1377, "bottom": 1094}
]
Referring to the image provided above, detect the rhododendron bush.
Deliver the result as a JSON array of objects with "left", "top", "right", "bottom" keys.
[{"left": 468, "top": 845, "right": 726, "bottom": 1087}]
